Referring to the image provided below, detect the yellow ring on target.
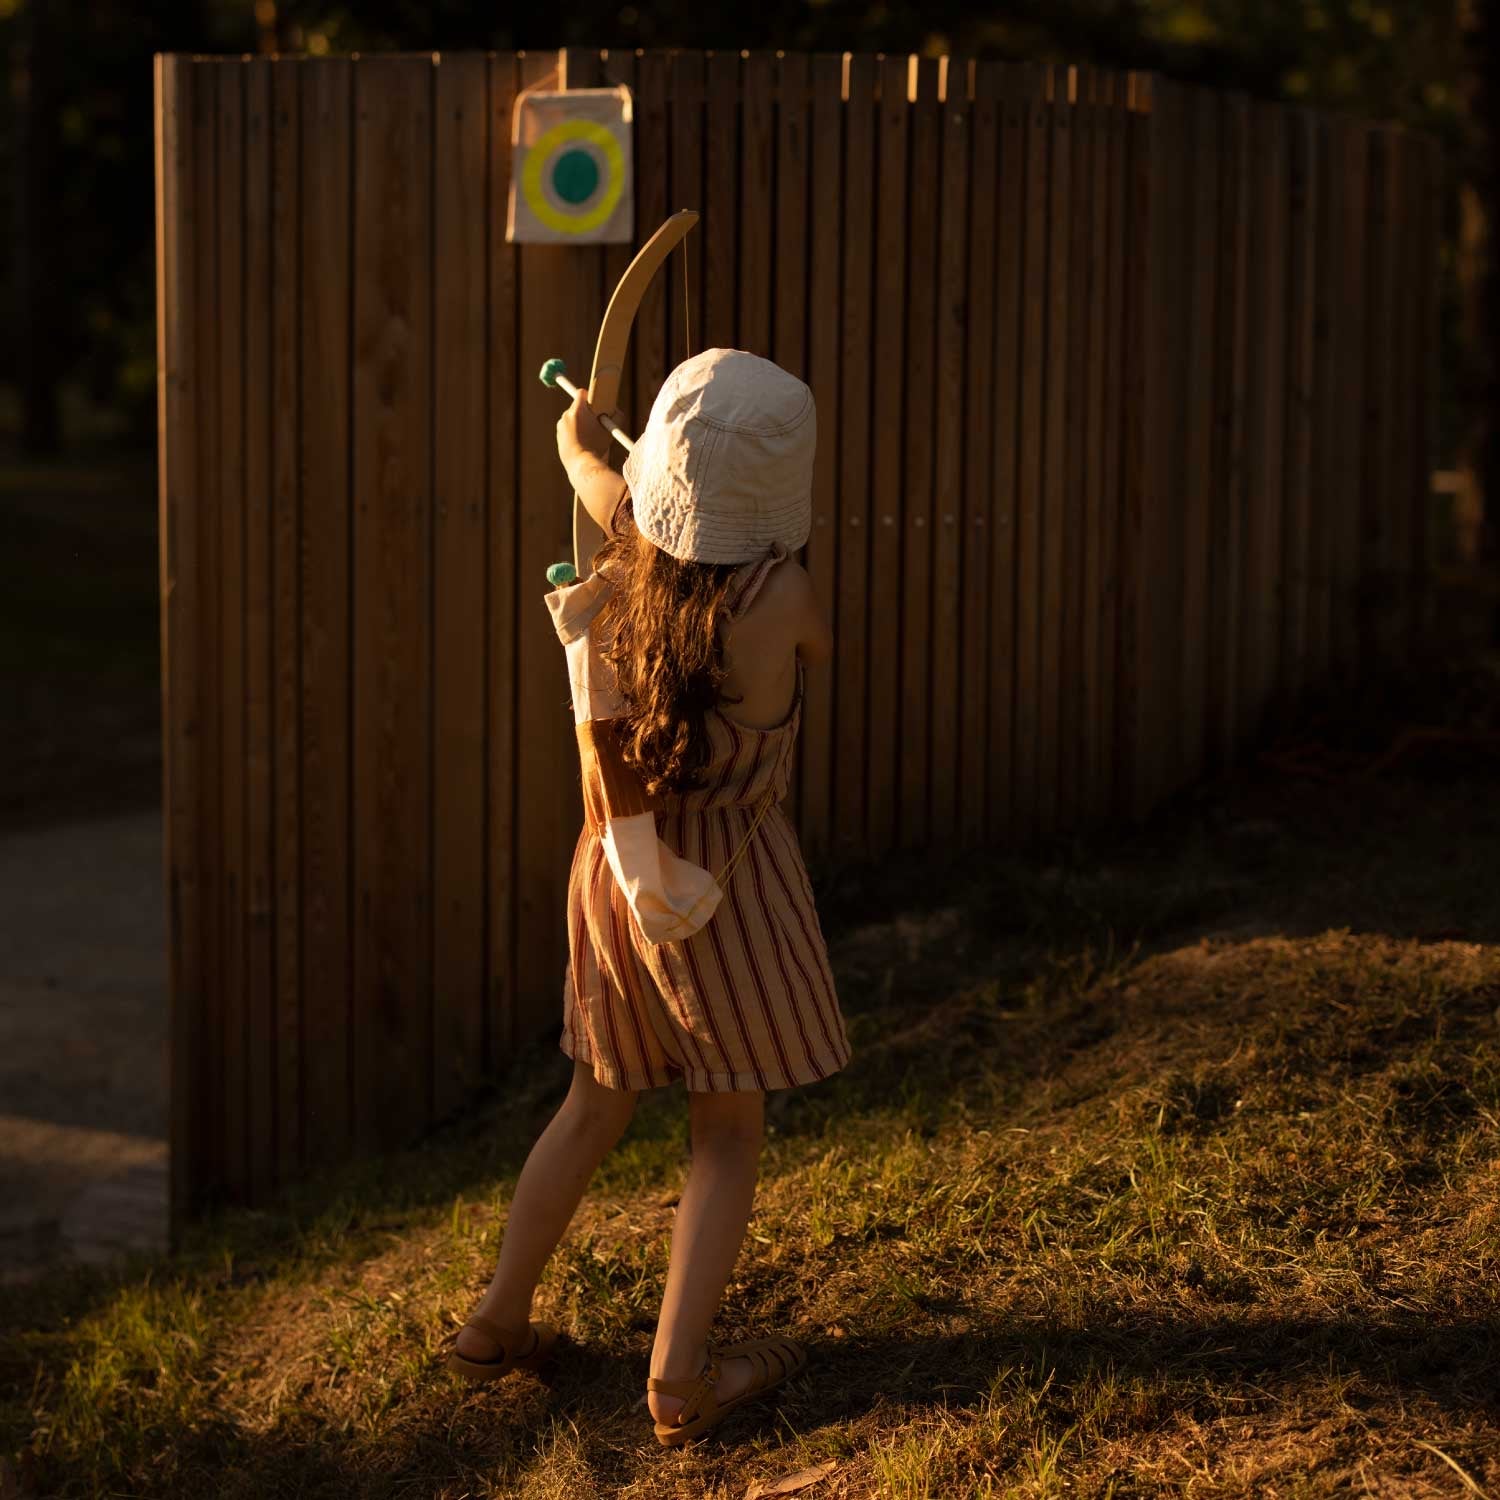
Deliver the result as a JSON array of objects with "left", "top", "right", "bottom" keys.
[{"left": 522, "top": 119, "right": 626, "bottom": 235}]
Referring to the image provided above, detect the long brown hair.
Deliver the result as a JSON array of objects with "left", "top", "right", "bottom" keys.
[{"left": 592, "top": 500, "right": 742, "bottom": 796}]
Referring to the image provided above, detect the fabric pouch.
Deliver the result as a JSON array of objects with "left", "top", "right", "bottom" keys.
[{"left": 546, "top": 572, "right": 723, "bottom": 943}]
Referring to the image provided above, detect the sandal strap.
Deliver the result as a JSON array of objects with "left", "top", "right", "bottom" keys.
[
  {"left": 463, "top": 1313, "right": 533, "bottom": 1355},
  {"left": 647, "top": 1354, "right": 720, "bottom": 1422},
  {"left": 716, "top": 1336, "right": 804, "bottom": 1394}
]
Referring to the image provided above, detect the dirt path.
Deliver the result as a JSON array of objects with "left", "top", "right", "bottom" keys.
[{"left": 0, "top": 808, "right": 167, "bottom": 1281}]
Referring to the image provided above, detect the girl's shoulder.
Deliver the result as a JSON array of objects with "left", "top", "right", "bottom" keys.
[{"left": 727, "top": 547, "right": 813, "bottom": 624}]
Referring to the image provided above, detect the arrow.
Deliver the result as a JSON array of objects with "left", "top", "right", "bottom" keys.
[{"left": 538, "top": 357, "right": 636, "bottom": 454}]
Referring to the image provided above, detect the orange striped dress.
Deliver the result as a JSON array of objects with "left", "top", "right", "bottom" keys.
[{"left": 561, "top": 553, "right": 852, "bottom": 1093}]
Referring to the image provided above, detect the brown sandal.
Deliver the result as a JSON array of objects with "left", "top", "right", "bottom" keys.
[
  {"left": 648, "top": 1336, "right": 807, "bottom": 1446},
  {"left": 445, "top": 1312, "right": 558, "bottom": 1381}
]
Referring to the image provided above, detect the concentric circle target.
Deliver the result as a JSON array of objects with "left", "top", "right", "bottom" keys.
[{"left": 520, "top": 119, "right": 627, "bottom": 236}]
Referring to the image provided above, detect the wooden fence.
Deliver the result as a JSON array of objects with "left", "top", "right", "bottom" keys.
[{"left": 154, "top": 47, "right": 1443, "bottom": 1218}]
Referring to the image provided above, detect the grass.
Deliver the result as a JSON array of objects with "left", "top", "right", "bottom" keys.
[{"left": 3, "top": 651, "right": 1500, "bottom": 1498}]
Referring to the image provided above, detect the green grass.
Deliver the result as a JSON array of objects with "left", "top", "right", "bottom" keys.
[{"left": 3, "top": 655, "right": 1500, "bottom": 1499}]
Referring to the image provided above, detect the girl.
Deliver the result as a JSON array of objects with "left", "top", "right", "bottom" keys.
[{"left": 446, "top": 348, "right": 852, "bottom": 1446}]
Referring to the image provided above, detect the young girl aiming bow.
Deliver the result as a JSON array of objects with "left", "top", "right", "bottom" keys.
[{"left": 447, "top": 348, "right": 853, "bottom": 1445}]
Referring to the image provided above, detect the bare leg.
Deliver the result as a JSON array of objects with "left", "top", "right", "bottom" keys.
[
  {"left": 648, "top": 1088, "right": 765, "bottom": 1426},
  {"left": 456, "top": 1059, "right": 638, "bottom": 1360}
]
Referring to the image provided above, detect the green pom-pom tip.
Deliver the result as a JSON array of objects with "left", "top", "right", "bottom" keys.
[
  {"left": 547, "top": 561, "right": 578, "bottom": 587},
  {"left": 539, "top": 357, "right": 567, "bottom": 388}
]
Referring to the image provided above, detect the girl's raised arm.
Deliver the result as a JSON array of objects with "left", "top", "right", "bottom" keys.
[{"left": 556, "top": 391, "right": 629, "bottom": 537}]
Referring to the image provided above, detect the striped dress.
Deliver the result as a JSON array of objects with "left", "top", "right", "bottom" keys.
[{"left": 561, "top": 551, "right": 852, "bottom": 1093}]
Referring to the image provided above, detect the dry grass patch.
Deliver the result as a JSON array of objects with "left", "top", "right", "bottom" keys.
[{"left": 5, "top": 657, "right": 1500, "bottom": 1498}]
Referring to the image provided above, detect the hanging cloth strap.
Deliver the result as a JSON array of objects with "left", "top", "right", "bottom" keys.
[{"left": 716, "top": 786, "right": 777, "bottom": 894}]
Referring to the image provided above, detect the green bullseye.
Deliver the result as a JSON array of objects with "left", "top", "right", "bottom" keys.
[{"left": 552, "top": 148, "right": 600, "bottom": 205}]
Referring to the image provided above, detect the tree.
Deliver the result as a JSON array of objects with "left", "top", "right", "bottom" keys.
[{"left": 11, "top": 0, "right": 63, "bottom": 455}]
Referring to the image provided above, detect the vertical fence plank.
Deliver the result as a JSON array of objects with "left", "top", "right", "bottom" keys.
[
  {"left": 835, "top": 54, "right": 876, "bottom": 853},
  {"left": 557, "top": 45, "right": 608, "bottom": 1060},
  {"left": 1360, "top": 128, "right": 1397, "bottom": 669},
  {"left": 898, "top": 56, "right": 940, "bottom": 850},
  {"left": 351, "top": 55, "right": 434, "bottom": 1151},
  {"left": 431, "top": 53, "right": 488, "bottom": 1123},
  {"left": 520, "top": 28, "right": 564, "bottom": 1057},
  {"left": 1207, "top": 92, "right": 1250, "bottom": 773},
  {"left": 243, "top": 58, "right": 276, "bottom": 1200},
  {"left": 559, "top": 47, "right": 608, "bottom": 550},
  {"left": 866, "top": 53, "right": 909, "bottom": 854},
  {"left": 1090, "top": 67, "right": 1117, "bottom": 812},
  {"left": 515, "top": 50, "right": 587, "bottom": 1037},
  {"left": 270, "top": 60, "right": 303, "bottom": 1175},
  {"left": 1155, "top": 77, "right": 1191, "bottom": 807},
  {"left": 486, "top": 52, "right": 519, "bottom": 1066},
  {"left": 1178, "top": 86, "right": 1218, "bottom": 785},
  {"left": 1078, "top": 69, "right": 1106, "bottom": 825},
  {"left": 1280, "top": 107, "right": 1317, "bottom": 718},
  {"left": 635, "top": 50, "right": 672, "bottom": 410},
  {"left": 772, "top": 52, "right": 811, "bottom": 383},
  {"left": 669, "top": 51, "right": 706, "bottom": 364},
  {"left": 928, "top": 53, "right": 968, "bottom": 844},
  {"left": 1306, "top": 112, "right": 1335, "bottom": 687},
  {"left": 296, "top": 56, "right": 352, "bottom": 1169},
  {"left": 1013, "top": 62, "right": 1048, "bottom": 843},
  {"left": 214, "top": 61, "right": 248, "bottom": 1200},
  {"left": 1387, "top": 130, "right": 1417, "bottom": 665},
  {"left": 1330, "top": 117, "right": 1368, "bottom": 676},
  {"left": 1116, "top": 73, "right": 1149, "bottom": 819},
  {"left": 1410, "top": 136, "right": 1441, "bottom": 651},
  {"left": 598, "top": 49, "right": 637, "bottom": 435},
  {"left": 774, "top": 51, "right": 811, "bottom": 824},
  {"left": 705, "top": 50, "right": 739, "bottom": 348},
  {"left": 1389, "top": 129, "right": 1415, "bottom": 664},
  {"left": 156, "top": 54, "right": 202, "bottom": 1228},
  {"left": 1239, "top": 99, "right": 1287, "bottom": 746},
  {"left": 986, "top": 63, "right": 1025, "bottom": 843},
  {"left": 191, "top": 60, "right": 224, "bottom": 1198},
  {"left": 801, "top": 52, "right": 843, "bottom": 860},
  {"left": 1060, "top": 66, "right": 1094, "bottom": 828},
  {"left": 739, "top": 51, "right": 775, "bottom": 358},
  {"left": 737, "top": 42, "right": 780, "bottom": 806},
  {"left": 1097, "top": 70, "right": 1129, "bottom": 818},
  {"left": 959, "top": 60, "right": 999, "bottom": 847},
  {"left": 1037, "top": 63, "right": 1072, "bottom": 836}
]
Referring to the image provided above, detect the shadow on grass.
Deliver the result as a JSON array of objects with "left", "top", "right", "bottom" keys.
[
  {"left": 815, "top": 1311, "right": 1500, "bottom": 1428},
  {"left": 23, "top": 1309, "right": 1494, "bottom": 1500}
]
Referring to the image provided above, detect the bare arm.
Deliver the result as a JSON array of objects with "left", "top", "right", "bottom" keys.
[
  {"left": 565, "top": 453, "right": 629, "bottom": 538},
  {"left": 556, "top": 391, "right": 628, "bottom": 537},
  {"left": 743, "top": 557, "right": 832, "bottom": 667},
  {"left": 793, "top": 565, "right": 834, "bottom": 667}
]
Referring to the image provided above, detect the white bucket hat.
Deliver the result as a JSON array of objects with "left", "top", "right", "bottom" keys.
[{"left": 621, "top": 348, "right": 815, "bottom": 564}]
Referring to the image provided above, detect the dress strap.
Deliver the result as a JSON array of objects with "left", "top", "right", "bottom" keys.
[{"left": 725, "top": 542, "right": 789, "bottom": 620}]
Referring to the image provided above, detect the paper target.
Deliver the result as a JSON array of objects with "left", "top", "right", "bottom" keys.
[{"left": 508, "top": 86, "right": 634, "bottom": 244}]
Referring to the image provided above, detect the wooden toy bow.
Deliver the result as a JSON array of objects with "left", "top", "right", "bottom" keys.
[{"left": 568, "top": 210, "right": 699, "bottom": 578}]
